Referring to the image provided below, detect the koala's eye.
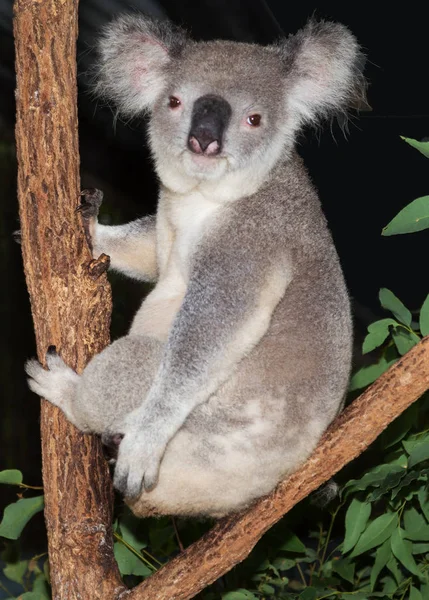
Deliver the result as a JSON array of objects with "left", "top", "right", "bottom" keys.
[
  {"left": 169, "top": 96, "right": 181, "bottom": 109},
  {"left": 247, "top": 114, "right": 261, "bottom": 127}
]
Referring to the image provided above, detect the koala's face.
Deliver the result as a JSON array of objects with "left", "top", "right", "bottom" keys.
[
  {"left": 97, "top": 15, "right": 366, "bottom": 191},
  {"left": 149, "top": 42, "right": 287, "bottom": 183}
]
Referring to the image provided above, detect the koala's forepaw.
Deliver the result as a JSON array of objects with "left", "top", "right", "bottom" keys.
[
  {"left": 13, "top": 230, "right": 22, "bottom": 245},
  {"left": 77, "top": 188, "right": 104, "bottom": 219},
  {"left": 113, "top": 426, "right": 166, "bottom": 498}
]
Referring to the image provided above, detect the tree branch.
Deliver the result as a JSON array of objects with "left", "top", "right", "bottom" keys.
[
  {"left": 14, "top": 1, "right": 125, "bottom": 597},
  {"left": 127, "top": 336, "right": 429, "bottom": 600}
]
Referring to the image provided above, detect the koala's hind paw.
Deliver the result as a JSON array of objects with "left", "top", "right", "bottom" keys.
[
  {"left": 77, "top": 188, "right": 104, "bottom": 219},
  {"left": 25, "top": 350, "right": 79, "bottom": 410}
]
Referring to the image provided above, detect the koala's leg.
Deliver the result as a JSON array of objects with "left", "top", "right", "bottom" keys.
[
  {"left": 25, "top": 348, "right": 84, "bottom": 430},
  {"left": 78, "top": 189, "right": 158, "bottom": 282},
  {"left": 26, "top": 336, "right": 164, "bottom": 436}
]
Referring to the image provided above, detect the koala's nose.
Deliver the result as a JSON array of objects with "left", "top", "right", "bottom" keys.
[{"left": 188, "top": 94, "right": 231, "bottom": 156}]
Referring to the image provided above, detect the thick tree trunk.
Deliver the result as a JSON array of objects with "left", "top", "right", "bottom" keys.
[{"left": 13, "top": 1, "right": 125, "bottom": 598}]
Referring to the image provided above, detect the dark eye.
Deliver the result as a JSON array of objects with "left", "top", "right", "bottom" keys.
[
  {"left": 247, "top": 114, "right": 261, "bottom": 127},
  {"left": 169, "top": 96, "right": 181, "bottom": 109}
]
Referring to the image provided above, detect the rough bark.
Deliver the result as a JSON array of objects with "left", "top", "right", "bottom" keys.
[
  {"left": 127, "top": 336, "right": 429, "bottom": 600},
  {"left": 14, "top": 1, "right": 125, "bottom": 598}
]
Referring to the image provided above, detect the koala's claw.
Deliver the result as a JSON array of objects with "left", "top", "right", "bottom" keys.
[
  {"left": 77, "top": 188, "right": 104, "bottom": 219},
  {"left": 113, "top": 425, "right": 165, "bottom": 498},
  {"left": 13, "top": 230, "right": 22, "bottom": 244}
]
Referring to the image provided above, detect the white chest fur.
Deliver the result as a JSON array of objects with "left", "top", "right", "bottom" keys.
[{"left": 129, "top": 190, "right": 219, "bottom": 340}]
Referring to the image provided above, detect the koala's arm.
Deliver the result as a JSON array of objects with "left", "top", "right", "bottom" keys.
[
  {"left": 114, "top": 205, "right": 291, "bottom": 496},
  {"left": 93, "top": 217, "right": 158, "bottom": 282}
]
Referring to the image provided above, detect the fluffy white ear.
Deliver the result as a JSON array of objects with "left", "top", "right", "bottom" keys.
[
  {"left": 95, "top": 14, "right": 188, "bottom": 115},
  {"left": 274, "top": 20, "right": 367, "bottom": 126}
]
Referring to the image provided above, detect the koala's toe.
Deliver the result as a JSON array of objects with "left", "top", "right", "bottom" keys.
[{"left": 77, "top": 188, "right": 104, "bottom": 218}]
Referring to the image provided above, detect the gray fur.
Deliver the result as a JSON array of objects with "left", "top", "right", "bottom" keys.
[{"left": 26, "top": 14, "right": 365, "bottom": 517}]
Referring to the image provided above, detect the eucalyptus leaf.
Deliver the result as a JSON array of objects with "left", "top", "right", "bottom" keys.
[
  {"left": 113, "top": 542, "right": 152, "bottom": 577},
  {"left": 403, "top": 506, "right": 429, "bottom": 539},
  {"left": 410, "top": 587, "right": 423, "bottom": 600},
  {"left": 417, "top": 487, "right": 429, "bottom": 521},
  {"left": 0, "top": 470, "right": 23, "bottom": 485},
  {"left": 0, "top": 495, "right": 44, "bottom": 540},
  {"left": 332, "top": 558, "right": 355, "bottom": 584},
  {"left": 3, "top": 559, "right": 28, "bottom": 584},
  {"left": 279, "top": 531, "right": 306, "bottom": 553},
  {"left": 350, "top": 512, "right": 397, "bottom": 557},
  {"left": 362, "top": 319, "right": 397, "bottom": 354},
  {"left": 391, "top": 327, "right": 420, "bottom": 355},
  {"left": 349, "top": 355, "right": 397, "bottom": 391},
  {"left": 412, "top": 543, "right": 429, "bottom": 554},
  {"left": 391, "top": 527, "right": 423, "bottom": 579},
  {"left": 419, "top": 294, "right": 429, "bottom": 336},
  {"left": 408, "top": 441, "right": 429, "bottom": 468},
  {"left": 379, "top": 288, "right": 412, "bottom": 326},
  {"left": 386, "top": 556, "right": 403, "bottom": 585},
  {"left": 222, "top": 590, "right": 258, "bottom": 600},
  {"left": 343, "top": 498, "right": 371, "bottom": 553},
  {"left": 370, "top": 539, "right": 391, "bottom": 591},
  {"left": 382, "top": 195, "right": 429, "bottom": 236},
  {"left": 298, "top": 588, "right": 317, "bottom": 600},
  {"left": 401, "top": 136, "right": 429, "bottom": 158}
]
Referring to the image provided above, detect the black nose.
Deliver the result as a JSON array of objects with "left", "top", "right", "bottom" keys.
[{"left": 188, "top": 94, "right": 231, "bottom": 156}]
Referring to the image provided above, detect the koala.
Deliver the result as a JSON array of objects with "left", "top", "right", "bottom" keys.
[{"left": 26, "top": 14, "right": 365, "bottom": 518}]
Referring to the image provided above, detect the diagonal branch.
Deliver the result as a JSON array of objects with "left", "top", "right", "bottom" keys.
[{"left": 127, "top": 336, "right": 429, "bottom": 600}]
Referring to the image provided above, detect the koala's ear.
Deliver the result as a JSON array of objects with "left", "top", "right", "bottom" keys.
[
  {"left": 95, "top": 14, "right": 188, "bottom": 115},
  {"left": 274, "top": 20, "right": 367, "bottom": 125}
]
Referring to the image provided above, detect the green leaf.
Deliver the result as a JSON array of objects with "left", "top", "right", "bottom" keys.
[
  {"left": 362, "top": 319, "right": 397, "bottom": 354},
  {"left": 401, "top": 136, "right": 429, "bottom": 158},
  {"left": 391, "top": 527, "right": 423, "bottom": 578},
  {"left": 410, "top": 587, "right": 423, "bottom": 600},
  {"left": 417, "top": 487, "right": 429, "bottom": 521},
  {"left": 343, "top": 498, "right": 371, "bottom": 553},
  {"left": 332, "top": 558, "right": 355, "bottom": 584},
  {"left": 382, "top": 195, "right": 429, "bottom": 236},
  {"left": 403, "top": 506, "right": 429, "bottom": 540},
  {"left": 299, "top": 588, "right": 317, "bottom": 600},
  {"left": 379, "top": 289, "right": 412, "bottom": 326},
  {"left": 392, "top": 328, "right": 420, "bottom": 356},
  {"left": 260, "top": 583, "right": 275, "bottom": 595},
  {"left": 3, "top": 559, "right": 28, "bottom": 584},
  {"left": 32, "top": 573, "right": 51, "bottom": 599},
  {"left": 113, "top": 542, "right": 152, "bottom": 577},
  {"left": 367, "top": 469, "right": 406, "bottom": 502},
  {"left": 349, "top": 355, "right": 397, "bottom": 391},
  {"left": 18, "top": 594, "right": 47, "bottom": 600},
  {"left": 386, "top": 556, "right": 403, "bottom": 585},
  {"left": 222, "top": 590, "right": 258, "bottom": 600},
  {"left": 344, "top": 464, "right": 404, "bottom": 495},
  {"left": 350, "top": 512, "right": 397, "bottom": 557},
  {"left": 0, "top": 470, "right": 23, "bottom": 485},
  {"left": 0, "top": 495, "right": 44, "bottom": 540},
  {"left": 370, "top": 539, "right": 391, "bottom": 590},
  {"left": 408, "top": 441, "right": 429, "bottom": 468},
  {"left": 391, "top": 470, "right": 421, "bottom": 499},
  {"left": 419, "top": 294, "right": 429, "bottom": 337},
  {"left": 272, "top": 557, "right": 295, "bottom": 571},
  {"left": 279, "top": 531, "right": 306, "bottom": 553},
  {"left": 412, "top": 543, "right": 429, "bottom": 554}
]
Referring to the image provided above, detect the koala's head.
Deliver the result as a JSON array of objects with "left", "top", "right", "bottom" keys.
[{"left": 96, "top": 15, "right": 366, "bottom": 193}]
